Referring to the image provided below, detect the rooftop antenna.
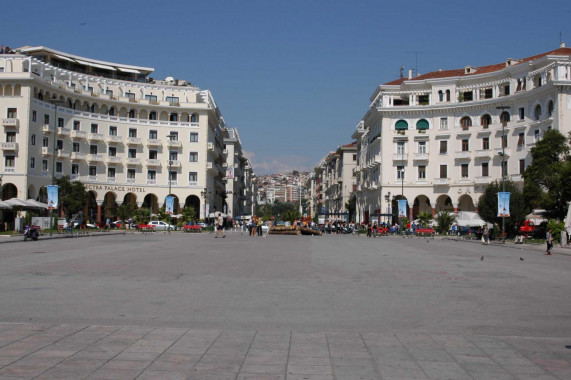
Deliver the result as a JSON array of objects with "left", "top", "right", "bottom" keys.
[
  {"left": 400, "top": 65, "right": 404, "bottom": 78},
  {"left": 407, "top": 51, "right": 423, "bottom": 77}
]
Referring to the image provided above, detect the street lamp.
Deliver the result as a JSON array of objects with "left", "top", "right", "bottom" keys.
[
  {"left": 384, "top": 191, "right": 391, "bottom": 225},
  {"left": 49, "top": 97, "right": 64, "bottom": 236},
  {"left": 496, "top": 105, "right": 511, "bottom": 244},
  {"left": 166, "top": 134, "right": 177, "bottom": 234}
]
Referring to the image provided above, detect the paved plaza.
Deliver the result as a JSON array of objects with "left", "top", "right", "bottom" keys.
[{"left": 0, "top": 232, "right": 570, "bottom": 379}]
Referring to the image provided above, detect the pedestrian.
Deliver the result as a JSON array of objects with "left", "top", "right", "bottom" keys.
[
  {"left": 215, "top": 212, "right": 225, "bottom": 238},
  {"left": 367, "top": 222, "right": 372, "bottom": 238},
  {"left": 257, "top": 218, "right": 263, "bottom": 236},
  {"left": 105, "top": 217, "right": 111, "bottom": 232},
  {"left": 483, "top": 226, "right": 489, "bottom": 245},
  {"left": 373, "top": 222, "right": 378, "bottom": 238},
  {"left": 546, "top": 229, "right": 553, "bottom": 255}
]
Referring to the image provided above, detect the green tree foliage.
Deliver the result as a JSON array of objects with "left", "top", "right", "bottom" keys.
[
  {"left": 53, "top": 176, "right": 86, "bottom": 219},
  {"left": 345, "top": 194, "right": 356, "bottom": 222},
  {"left": 477, "top": 179, "right": 527, "bottom": 236},
  {"left": 256, "top": 201, "right": 299, "bottom": 221},
  {"left": 133, "top": 208, "right": 151, "bottom": 225},
  {"left": 547, "top": 219, "right": 565, "bottom": 242},
  {"left": 181, "top": 206, "right": 197, "bottom": 223},
  {"left": 523, "top": 129, "right": 571, "bottom": 220},
  {"left": 117, "top": 202, "right": 135, "bottom": 228},
  {"left": 416, "top": 211, "right": 432, "bottom": 227},
  {"left": 434, "top": 211, "right": 455, "bottom": 234},
  {"left": 282, "top": 209, "right": 301, "bottom": 224}
]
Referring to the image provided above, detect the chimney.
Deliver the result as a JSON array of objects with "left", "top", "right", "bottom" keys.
[
  {"left": 408, "top": 69, "right": 412, "bottom": 79},
  {"left": 560, "top": 41, "right": 566, "bottom": 48}
]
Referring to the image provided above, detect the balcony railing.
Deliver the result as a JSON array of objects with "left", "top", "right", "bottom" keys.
[
  {"left": 147, "top": 139, "right": 161, "bottom": 146},
  {"left": 126, "top": 178, "right": 136, "bottom": 184},
  {"left": 57, "top": 150, "right": 69, "bottom": 158},
  {"left": 167, "top": 140, "right": 182, "bottom": 148},
  {"left": 70, "top": 152, "right": 86, "bottom": 160},
  {"left": 475, "top": 149, "right": 492, "bottom": 158},
  {"left": 168, "top": 160, "right": 181, "bottom": 167},
  {"left": 70, "top": 130, "right": 87, "bottom": 139},
  {"left": 41, "top": 147, "right": 52, "bottom": 155},
  {"left": 392, "top": 153, "right": 408, "bottom": 161},
  {"left": 413, "top": 153, "right": 428, "bottom": 161},
  {"left": 106, "top": 156, "right": 122, "bottom": 164},
  {"left": 474, "top": 176, "right": 491, "bottom": 184},
  {"left": 106, "top": 135, "right": 123, "bottom": 144},
  {"left": 126, "top": 137, "right": 142, "bottom": 145},
  {"left": 42, "top": 124, "right": 52, "bottom": 133},
  {"left": 454, "top": 151, "right": 471, "bottom": 159},
  {"left": 88, "top": 133, "right": 104, "bottom": 141},
  {"left": 126, "top": 157, "right": 141, "bottom": 165},
  {"left": 434, "top": 178, "right": 450, "bottom": 185},
  {"left": 87, "top": 154, "right": 104, "bottom": 162},
  {"left": 147, "top": 179, "right": 157, "bottom": 185},
  {"left": 0, "top": 142, "right": 18, "bottom": 151},
  {"left": 2, "top": 118, "right": 19, "bottom": 128},
  {"left": 146, "top": 159, "right": 161, "bottom": 167},
  {"left": 58, "top": 128, "right": 71, "bottom": 136}
]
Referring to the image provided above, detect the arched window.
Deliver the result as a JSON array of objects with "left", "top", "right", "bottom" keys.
[
  {"left": 395, "top": 120, "right": 408, "bottom": 130},
  {"left": 109, "top": 107, "right": 115, "bottom": 116},
  {"left": 445, "top": 90, "right": 451, "bottom": 102},
  {"left": 170, "top": 113, "right": 178, "bottom": 122},
  {"left": 534, "top": 104, "right": 542, "bottom": 121},
  {"left": 416, "top": 119, "right": 429, "bottom": 130},
  {"left": 438, "top": 90, "right": 444, "bottom": 102},
  {"left": 460, "top": 116, "right": 472, "bottom": 130},
  {"left": 548, "top": 100, "right": 554, "bottom": 117},
  {"left": 500, "top": 111, "right": 510, "bottom": 124},
  {"left": 128, "top": 109, "right": 136, "bottom": 119},
  {"left": 480, "top": 114, "right": 491, "bottom": 129},
  {"left": 190, "top": 113, "right": 198, "bottom": 123},
  {"left": 149, "top": 111, "right": 157, "bottom": 120}
]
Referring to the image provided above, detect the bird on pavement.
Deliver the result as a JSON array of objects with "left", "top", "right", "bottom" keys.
[
  {"left": 520, "top": 257, "right": 524, "bottom": 261},
  {"left": 481, "top": 256, "right": 484, "bottom": 261}
]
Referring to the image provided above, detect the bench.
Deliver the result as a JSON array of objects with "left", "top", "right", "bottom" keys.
[
  {"left": 183, "top": 225, "right": 202, "bottom": 233},
  {"left": 138, "top": 225, "right": 156, "bottom": 235}
]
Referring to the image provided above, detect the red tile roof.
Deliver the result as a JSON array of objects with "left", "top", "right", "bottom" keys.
[{"left": 383, "top": 47, "right": 571, "bottom": 86}]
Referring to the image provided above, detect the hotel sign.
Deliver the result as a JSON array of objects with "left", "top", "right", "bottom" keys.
[{"left": 85, "top": 184, "right": 147, "bottom": 193}]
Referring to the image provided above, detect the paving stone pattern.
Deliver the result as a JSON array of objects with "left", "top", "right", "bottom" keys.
[{"left": 0, "top": 323, "right": 570, "bottom": 379}]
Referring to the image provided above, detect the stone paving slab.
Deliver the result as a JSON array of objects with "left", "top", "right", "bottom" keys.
[{"left": 0, "top": 323, "right": 569, "bottom": 379}]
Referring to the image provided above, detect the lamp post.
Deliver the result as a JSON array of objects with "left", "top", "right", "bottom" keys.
[
  {"left": 496, "top": 105, "right": 511, "bottom": 244},
  {"left": 166, "top": 134, "right": 176, "bottom": 234},
  {"left": 385, "top": 191, "right": 391, "bottom": 225},
  {"left": 49, "top": 97, "right": 64, "bottom": 236}
]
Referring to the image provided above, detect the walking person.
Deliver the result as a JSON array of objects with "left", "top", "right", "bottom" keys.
[
  {"left": 257, "top": 218, "right": 263, "bottom": 236},
  {"left": 215, "top": 212, "right": 225, "bottom": 238},
  {"left": 483, "top": 226, "right": 489, "bottom": 245},
  {"left": 546, "top": 229, "right": 553, "bottom": 255}
]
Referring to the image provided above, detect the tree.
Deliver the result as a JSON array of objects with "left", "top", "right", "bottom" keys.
[
  {"left": 478, "top": 179, "right": 527, "bottom": 236},
  {"left": 282, "top": 209, "right": 300, "bottom": 224},
  {"left": 53, "top": 176, "right": 86, "bottom": 219},
  {"left": 181, "top": 205, "right": 197, "bottom": 223},
  {"left": 133, "top": 208, "right": 151, "bottom": 225},
  {"left": 434, "top": 210, "right": 455, "bottom": 234},
  {"left": 416, "top": 211, "right": 432, "bottom": 227},
  {"left": 117, "top": 202, "right": 135, "bottom": 228},
  {"left": 345, "top": 194, "right": 356, "bottom": 222},
  {"left": 523, "top": 129, "right": 571, "bottom": 220}
]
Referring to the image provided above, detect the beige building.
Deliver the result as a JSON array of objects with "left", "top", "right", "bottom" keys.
[
  {"left": 353, "top": 44, "right": 571, "bottom": 224},
  {"left": 0, "top": 46, "right": 255, "bottom": 224},
  {"left": 222, "top": 127, "right": 253, "bottom": 219}
]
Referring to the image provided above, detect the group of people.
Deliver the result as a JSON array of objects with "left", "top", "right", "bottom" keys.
[{"left": 246, "top": 216, "right": 266, "bottom": 237}]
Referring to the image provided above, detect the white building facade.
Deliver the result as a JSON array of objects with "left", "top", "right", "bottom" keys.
[
  {"left": 353, "top": 45, "right": 571, "bottom": 224},
  {"left": 0, "top": 46, "right": 255, "bottom": 223}
]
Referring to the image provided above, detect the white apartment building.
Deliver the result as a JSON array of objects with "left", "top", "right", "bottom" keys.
[
  {"left": 313, "top": 142, "right": 357, "bottom": 218},
  {"left": 222, "top": 127, "right": 253, "bottom": 219},
  {"left": 353, "top": 45, "right": 571, "bottom": 224},
  {"left": 0, "top": 45, "right": 255, "bottom": 224}
]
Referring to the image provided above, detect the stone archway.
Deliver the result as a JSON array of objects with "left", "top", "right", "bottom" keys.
[
  {"left": 185, "top": 195, "right": 200, "bottom": 220},
  {"left": 458, "top": 194, "right": 475, "bottom": 212},
  {"left": 123, "top": 193, "right": 137, "bottom": 209},
  {"left": 1, "top": 183, "right": 17, "bottom": 200},
  {"left": 435, "top": 195, "right": 454, "bottom": 212},
  {"left": 164, "top": 195, "right": 180, "bottom": 214},
  {"left": 391, "top": 195, "right": 409, "bottom": 224},
  {"left": 103, "top": 192, "right": 117, "bottom": 219},
  {"left": 27, "top": 184, "right": 37, "bottom": 200},
  {"left": 412, "top": 194, "right": 432, "bottom": 220},
  {"left": 143, "top": 194, "right": 158, "bottom": 213},
  {"left": 85, "top": 191, "right": 98, "bottom": 223}
]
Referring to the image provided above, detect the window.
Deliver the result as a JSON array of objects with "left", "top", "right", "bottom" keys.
[
  {"left": 90, "top": 145, "right": 98, "bottom": 154},
  {"left": 461, "top": 91, "right": 473, "bottom": 101},
  {"left": 460, "top": 117, "right": 472, "bottom": 130},
  {"left": 482, "top": 137, "right": 489, "bottom": 150},
  {"left": 144, "top": 94, "right": 158, "bottom": 102},
  {"left": 395, "top": 120, "right": 408, "bottom": 130},
  {"left": 166, "top": 96, "right": 179, "bottom": 105},
  {"left": 169, "top": 171, "right": 177, "bottom": 182},
  {"left": 189, "top": 172, "right": 198, "bottom": 183},
  {"left": 548, "top": 101, "right": 554, "bottom": 117},
  {"left": 90, "top": 123, "right": 98, "bottom": 133},
  {"left": 190, "top": 132, "right": 198, "bottom": 142},
  {"left": 129, "top": 109, "right": 136, "bottom": 118},
  {"left": 517, "top": 133, "right": 525, "bottom": 147},
  {"left": 5, "top": 132, "right": 15, "bottom": 142},
  {"left": 44, "top": 114, "right": 49, "bottom": 124},
  {"left": 73, "top": 142, "right": 80, "bottom": 152},
  {"left": 42, "top": 137, "right": 49, "bottom": 147},
  {"left": 438, "top": 90, "right": 444, "bottom": 102},
  {"left": 105, "top": 89, "right": 113, "bottom": 97},
  {"left": 519, "top": 159, "right": 525, "bottom": 174},
  {"left": 73, "top": 120, "right": 80, "bottom": 130},
  {"left": 128, "top": 128, "right": 137, "bottom": 138},
  {"left": 125, "top": 92, "right": 135, "bottom": 100},
  {"left": 482, "top": 162, "right": 489, "bottom": 177},
  {"left": 461, "top": 139, "right": 469, "bottom": 152},
  {"left": 108, "top": 147, "right": 117, "bottom": 156},
  {"left": 147, "top": 170, "right": 156, "bottom": 180},
  {"left": 149, "top": 111, "right": 157, "bottom": 120},
  {"left": 461, "top": 164, "right": 469, "bottom": 178},
  {"left": 107, "top": 167, "right": 116, "bottom": 178},
  {"left": 109, "top": 126, "right": 118, "bottom": 136},
  {"left": 71, "top": 164, "right": 79, "bottom": 175},
  {"left": 189, "top": 152, "right": 198, "bottom": 162},
  {"left": 534, "top": 129, "right": 540, "bottom": 142},
  {"left": 191, "top": 113, "right": 198, "bottom": 123},
  {"left": 127, "top": 169, "right": 136, "bottom": 179},
  {"left": 439, "top": 140, "right": 448, "bottom": 154},
  {"left": 89, "top": 166, "right": 97, "bottom": 176},
  {"left": 30, "top": 157, "right": 35, "bottom": 169},
  {"left": 445, "top": 90, "right": 451, "bottom": 102},
  {"left": 32, "top": 110, "right": 36, "bottom": 122},
  {"left": 418, "top": 141, "right": 427, "bottom": 153},
  {"left": 481, "top": 88, "right": 493, "bottom": 99},
  {"left": 397, "top": 166, "right": 404, "bottom": 180},
  {"left": 418, "top": 165, "right": 426, "bottom": 180},
  {"left": 353, "top": 154, "right": 357, "bottom": 161},
  {"left": 500, "top": 111, "right": 510, "bottom": 124},
  {"left": 439, "top": 165, "right": 447, "bottom": 178},
  {"left": 31, "top": 134, "right": 36, "bottom": 146},
  {"left": 149, "top": 150, "right": 158, "bottom": 159},
  {"left": 519, "top": 107, "right": 525, "bottom": 121},
  {"left": 57, "top": 117, "right": 64, "bottom": 128},
  {"left": 534, "top": 105, "right": 542, "bottom": 121},
  {"left": 416, "top": 119, "right": 429, "bottom": 130},
  {"left": 504, "top": 85, "right": 510, "bottom": 96},
  {"left": 169, "top": 151, "right": 178, "bottom": 161},
  {"left": 128, "top": 148, "right": 137, "bottom": 158},
  {"left": 55, "top": 162, "right": 63, "bottom": 173},
  {"left": 502, "top": 160, "right": 508, "bottom": 177},
  {"left": 149, "top": 130, "right": 157, "bottom": 139},
  {"left": 56, "top": 140, "right": 63, "bottom": 150},
  {"left": 480, "top": 114, "right": 491, "bottom": 128},
  {"left": 440, "top": 117, "right": 448, "bottom": 129},
  {"left": 501, "top": 135, "right": 508, "bottom": 148},
  {"left": 42, "top": 160, "right": 48, "bottom": 171},
  {"left": 168, "top": 132, "right": 178, "bottom": 141},
  {"left": 396, "top": 141, "right": 405, "bottom": 155}
]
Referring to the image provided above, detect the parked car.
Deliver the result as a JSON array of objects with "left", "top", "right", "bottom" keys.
[
  {"left": 148, "top": 221, "right": 176, "bottom": 231},
  {"left": 197, "top": 222, "right": 209, "bottom": 228}
]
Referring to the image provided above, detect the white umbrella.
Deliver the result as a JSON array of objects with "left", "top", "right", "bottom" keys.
[
  {"left": 565, "top": 202, "right": 571, "bottom": 235},
  {"left": 26, "top": 199, "right": 49, "bottom": 209},
  {"left": 4, "top": 198, "right": 37, "bottom": 208},
  {"left": 0, "top": 200, "right": 13, "bottom": 210}
]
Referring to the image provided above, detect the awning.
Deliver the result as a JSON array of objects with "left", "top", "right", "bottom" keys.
[
  {"left": 395, "top": 120, "right": 408, "bottom": 130},
  {"left": 416, "top": 119, "right": 429, "bottom": 130},
  {"left": 4, "top": 198, "right": 41, "bottom": 209},
  {"left": 26, "top": 199, "right": 49, "bottom": 209},
  {"left": 75, "top": 59, "right": 116, "bottom": 71},
  {"left": 118, "top": 67, "right": 141, "bottom": 74},
  {"left": 53, "top": 54, "right": 75, "bottom": 63},
  {"left": 0, "top": 201, "right": 12, "bottom": 210}
]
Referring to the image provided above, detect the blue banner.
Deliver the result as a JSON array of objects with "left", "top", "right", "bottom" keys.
[
  {"left": 498, "top": 192, "right": 510, "bottom": 217},
  {"left": 398, "top": 199, "right": 408, "bottom": 218},
  {"left": 47, "top": 185, "right": 58, "bottom": 210},
  {"left": 165, "top": 195, "right": 174, "bottom": 215}
]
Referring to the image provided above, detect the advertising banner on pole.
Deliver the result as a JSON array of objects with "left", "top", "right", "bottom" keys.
[
  {"left": 498, "top": 192, "right": 511, "bottom": 217},
  {"left": 398, "top": 199, "right": 408, "bottom": 218},
  {"left": 165, "top": 195, "right": 174, "bottom": 215},
  {"left": 47, "top": 185, "right": 58, "bottom": 210},
  {"left": 226, "top": 167, "right": 234, "bottom": 179}
]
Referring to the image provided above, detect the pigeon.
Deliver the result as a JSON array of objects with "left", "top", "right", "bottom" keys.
[
  {"left": 520, "top": 257, "right": 524, "bottom": 261},
  {"left": 481, "top": 256, "right": 484, "bottom": 261}
]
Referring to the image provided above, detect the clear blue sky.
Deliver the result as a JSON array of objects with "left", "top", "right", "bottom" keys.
[{"left": 3, "top": 0, "right": 571, "bottom": 174}]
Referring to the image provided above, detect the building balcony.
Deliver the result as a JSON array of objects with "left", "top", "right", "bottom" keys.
[
  {"left": 70, "top": 152, "right": 86, "bottom": 160},
  {"left": 87, "top": 154, "right": 104, "bottom": 162},
  {"left": 223, "top": 149, "right": 228, "bottom": 155},
  {"left": 106, "top": 156, "right": 122, "bottom": 164},
  {"left": 2, "top": 118, "right": 19, "bottom": 128},
  {"left": 146, "top": 159, "right": 161, "bottom": 167},
  {"left": 107, "top": 177, "right": 116, "bottom": 183},
  {"left": 393, "top": 153, "right": 408, "bottom": 161},
  {"left": 126, "top": 157, "right": 141, "bottom": 166},
  {"left": 2, "top": 167, "right": 15, "bottom": 173},
  {"left": 88, "top": 133, "right": 104, "bottom": 141},
  {"left": 126, "top": 137, "right": 142, "bottom": 145},
  {"left": 434, "top": 178, "right": 450, "bottom": 186},
  {"left": 57, "top": 150, "right": 69, "bottom": 158},
  {"left": 167, "top": 140, "right": 182, "bottom": 148},
  {"left": 168, "top": 180, "right": 178, "bottom": 187},
  {"left": 70, "top": 174, "right": 80, "bottom": 181},
  {"left": 475, "top": 149, "right": 492, "bottom": 158},
  {"left": 494, "top": 148, "right": 511, "bottom": 157},
  {"left": 42, "top": 124, "right": 52, "bottom": 133},
  {"left": 474, "top": 176, "right": 491, "bottom": 184},
  {"left": 147, "top": 139, "right": 161, "bottom": 147},
  {"left": 0, "top": 142, "right": 18, "bottom": 151},
  {"left": 88, "top": 175, "right": 97, "bottom": 182},
  {"left": 57, "top": 128, "right": 71, "bottom": 136},
  {"left": 106, "top": 135, "right": 123, "bottom": 144},
  {"left": 70, "top": 130, "right": 87, "bottom": 139},
  {"left": 454, "top": 151, "right": 471, "bottom": 160},
  {"left": 126, "top": 178, "right": 136, "bottom": 184},
  {"left": 147, "top": 179, "right": 157, "bottom": 185},
  {"left": 168, "top": 160, "right": 181, "bottom": 168},
  {"left": 413, "top": 152, "right": 429, "bottom": 161},
  {"left": 207, "top": 142, "right": 214, "bottom": 151},
  {"left": 41, "top": 147, "right": 52, "bottom": 155}
]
